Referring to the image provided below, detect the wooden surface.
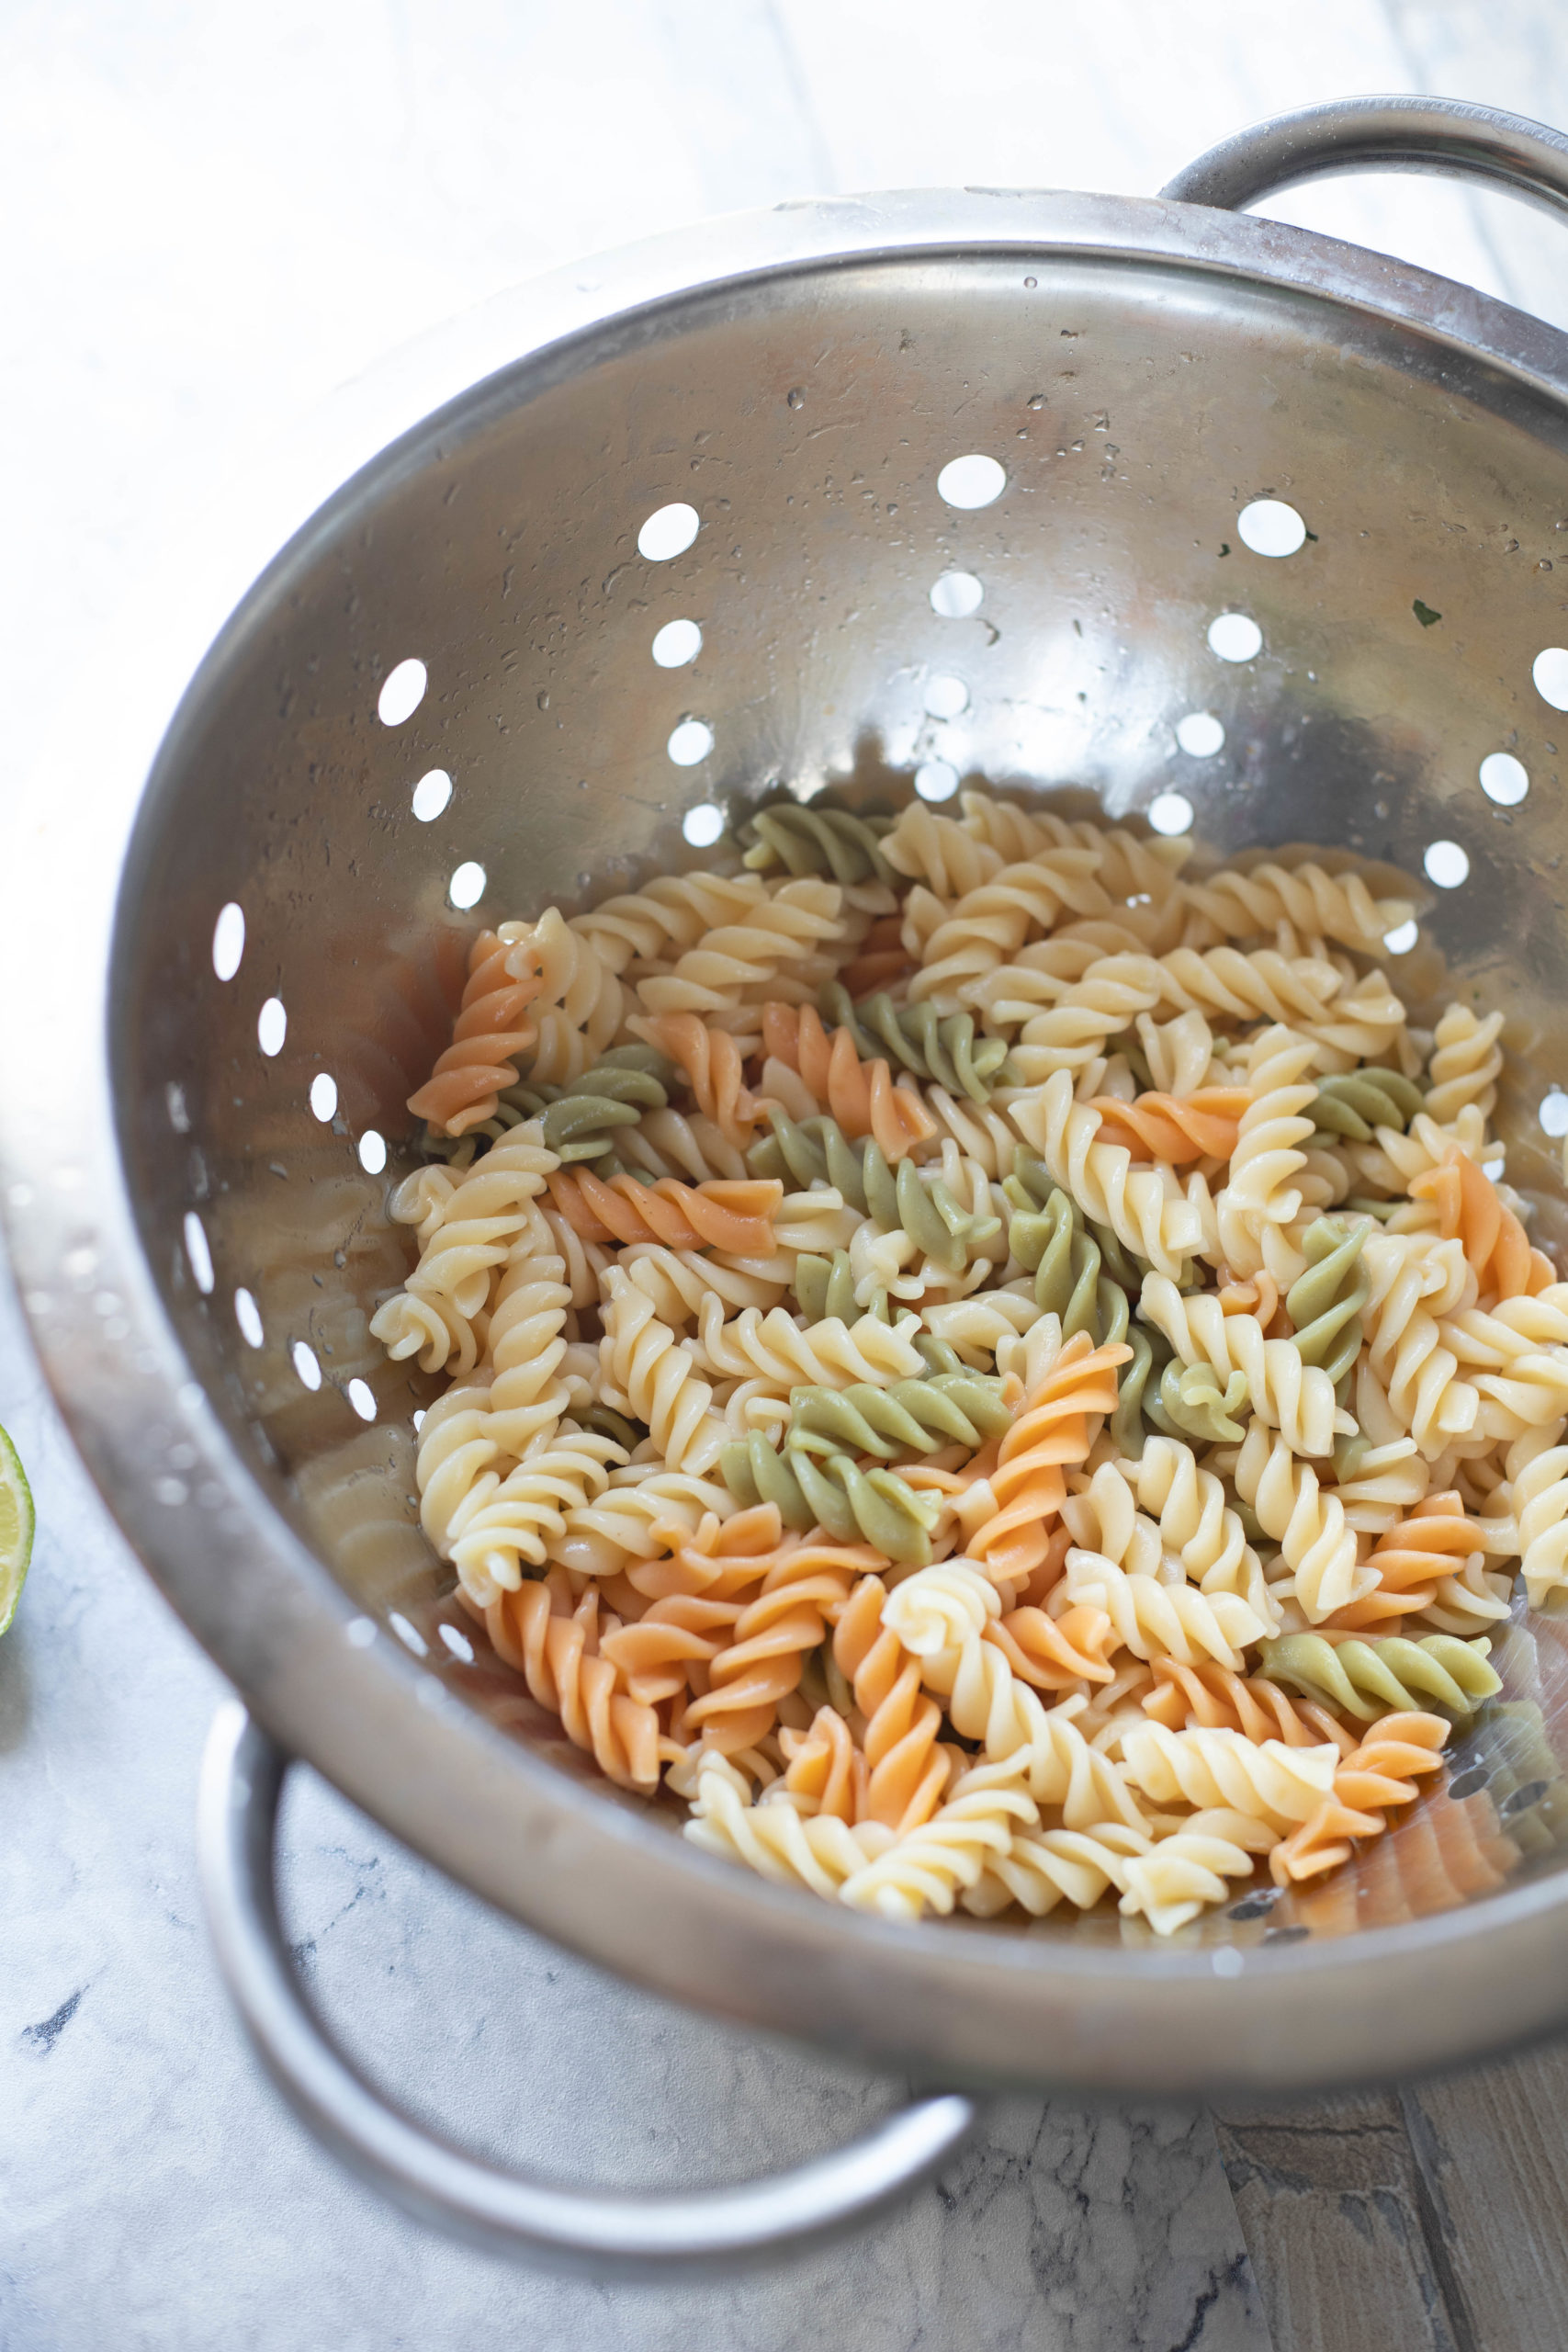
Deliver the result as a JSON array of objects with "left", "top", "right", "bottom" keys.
[
  {"left": 1213, "top": 2040, "right": 1568, "bottom": 2352},
  {"left": 7, "top": 4, "right": 1568, "bottom": 2346}
]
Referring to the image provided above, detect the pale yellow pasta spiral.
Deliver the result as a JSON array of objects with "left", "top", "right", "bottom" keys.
[
  {"left": 908, "top": 854, "right": 1114, "bottom": 1007},
  {"left": 619, "top": 1242, "right": 788, "bottom": 1326},
  {"left": 1058, "top": 1469, "right": 1164, "bottom": 1578},
  {"left": 881, "top": 800, "right": 1003, "bottom": 898},
  {"left": 413, "top": 1382, "right": 501, "bottom": 1556},
  {"left": 683, "top": 1755, "right": 884, "bottom": 1897},
  {"left": 998, "top": 959, "right": 1168, "bottom": 1085},
  {"left": 920, "top": 1283, "right": 1044, "bottom": 1366},
  {"left": 885, "top": 1566, "right": 1148, "bottom": 1825},
  {"left": 962, "top": 1821, "right": 1150, "bottom": 1918},
  {"left": 1506, "top": 1421, "right": 1568, "bottom": 1606},
  {"left": 598, "top": 1269, "right": 728, "bottom": 1472},
  {"left": 1136, "top": 1010, "right": 1218, "bottom": 1096},
  {"left": 1423, "top": 1003, "right": 1505, "bottom": 1127},
  {"left": 1002, "top": 1071, "right": 1203, "bottom": 1278},
  {"left": 477, "top": 1221, "right": 572, "bottom": 1459},
  {"left": 958, "top": 791, "right": 1191, "bottom": 903},
  {"left": 1114, "top": 1435, "right": 1280, "bottom": 1624},
  {"left": 1139, "top": 1272, "right": 1346, "bottom": 1457},
  {"left": 684, "top": 1294, "right": 926, "bottom": 1388},
  {"left": 1122, "top": 1721, "right": 1340, "bottom": 1832},
  {"left": 918, "top": 1086, "right": 1025, "bottom": 1181},
  {"left": 371, "top": 1123, "right": 558, "bottom": 1374},
  {"left": 635, "top": 878, "right": 844, "bottom": 1016},
  {"left": 1215, "top": 1028, "right": 1318, "bottom": 1276},
  {"left": 1057, "top": 1547, "right": 1272, "bottom": 1669},
  {"left": 838, "top": 1765, "right": 1038, "bottom": 1919},
  {"left": 1117, "top": 1826, "right": 1268, "bottom": 1935},
  {"left": 1152, "top": 945, "right": 1351, "bottom": 1032},
  {"left": 1180, "top": 858, "right": 1413, "bottom": 951},
  {"left": 540, "top": 1204, "right": 612, "bottom": 1309},
  {"left": 1361, "top": 1234, "right": 1480, "bottom": 1455},
  {"left": 449, "top": 1428, "right": 626, "bottom": 1603},
  {"left": 569, "top": 872, "right": 768, "bottom": 975},
  {"left": 618, "top": 1106, "right": 750, "bottom": 1184},
  {"left": 498, "top": 906, "right": 623, "bottom": 1081},
  {"left": 1441, "top": 1285, "right": 1568, "bottom": 1366},
  {"left": 555, "top": 1464, "right": 735, "bottom": 1576},
  {"left": 1231, "top": 1420, "right": 1368, "bottom": 1622}
]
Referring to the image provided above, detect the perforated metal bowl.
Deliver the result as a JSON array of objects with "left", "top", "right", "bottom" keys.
[{"left": 8, "top": 96, "right": 1568, "bottom": 2269}]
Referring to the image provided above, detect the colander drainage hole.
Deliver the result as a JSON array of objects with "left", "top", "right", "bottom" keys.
[
  {"left": 682, "top": 803, "right": 725, "bottom": 847},
  {"left": 439, "top": 1623, "right": 476, "bottom": 1663},
  {"left": 923, "top": 675, "right": 968, "bottom": 719},
  {"left": 211, "top": 901, "right": 245, "bottom": 981},
  {"left": 1176, "top": 712, "right": 1224, "bottom": 758},
  {"left": 234, "top": 1287, "right": 264, "bottom": 1348},
  {"left": 1148, "top": 791, "right": 1193, "bottom": 836},
  {"left": 637, "top": 503, "right": 700, "bottom": 561},
  {"left": 931, "top": 571, "right": 984, "bottom": 618},
  {"left": 1207, "top": 613, "right": 1262, "bottom": 662},
  {"left": 292, "top": 1340, "right": 322, "bottom": 1391},
  {"left": 378, "top": 659, "right": 427, "bottom": 728},
  {"left": 358, "top": 1129, "right": 388, "bottom": 1175},
  {"left": 652, "top": 618, "right": 703, "bottom": 668},
  {"left": 389, "top": 1611, "right": 428, "bottom": 1657},
  {"left": 1534, "top": 648, "right": 1568, "bottom": 712},
  {"left": 412, "top": 769, "right": 452, "bottom": 822},
  {"left": 1383, "top": 920, "right": 1419, "bottom": 956},
  {"left": 346, "top": 1378, "right": 378, "bottom": 1422},
  {"left": 1480, "top": 752, "right": 1529, "bottom": 807},
  {"left": 1236, "top": 500, "right": 1306, "bottom": 559},
  {"left": 667, "top": 718, "right": 713, "bottom": 767},
  {"left": 309, "top": 1073, "right": 338, "bottom": 1123},
  {"left": 257, "top": 998, "right": 287, "bottom": 1057},
  {"left": 915, "top": 760, "right": 959, "bottom": 803},
  {"left": 449, "top": 862, "right": 486, "bottom": 910},
  {"left": 1424, "top": 840, "right": 1470, "bottom": 889},
  {"left": 183, "top": 1211, "right": 214, "bottom": 1295},
  {"left": 937, "top": 455, "right": 1006, "bottom": 510},
  {"left": 1540, "top": 1091, "right": 1568, "bottom": 1140}
]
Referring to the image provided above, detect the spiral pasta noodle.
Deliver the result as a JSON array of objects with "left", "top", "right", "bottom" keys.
[
  {"left": 758, "top": 1002, "right": 935, "bottom": 1159},
  {"left": 407, "top": 928, "right": 543, "bottom": 1138},
  {"left": 636, "top": 877, "right": 845, "bottom": 1018},
  {"left": 381, "top": 787, "right": 1564, "bottom": 1935}
]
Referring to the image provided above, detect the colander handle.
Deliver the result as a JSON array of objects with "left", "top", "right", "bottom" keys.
[
  {"left": 197, "top": 1703, "right": 981, "bottom": 2273},
  {"left": 1162, "top": 95, "right": 1568, "bottom": 222}
]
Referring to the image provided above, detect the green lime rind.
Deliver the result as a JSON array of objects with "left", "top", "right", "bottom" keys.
[{"left": 0, "top": 1421, "right": 35, "bottom": 1637}]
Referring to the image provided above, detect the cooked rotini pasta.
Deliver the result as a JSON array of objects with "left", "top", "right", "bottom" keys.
[{"left": 380, "top": 792, "right": 1566, "bottom": 1936}]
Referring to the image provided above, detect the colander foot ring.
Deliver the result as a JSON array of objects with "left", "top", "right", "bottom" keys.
[{"left": 197, "top": 1701, "right": 982, "bottom": 2273}]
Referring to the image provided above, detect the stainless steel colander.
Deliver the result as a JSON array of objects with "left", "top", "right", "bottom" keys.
[{"left": 7, "top": 96, "right": 1568, "bottom": 2271}]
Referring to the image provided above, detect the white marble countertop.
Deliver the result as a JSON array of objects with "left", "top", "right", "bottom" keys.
[{"left": 5, "top": 7, "right": 1568, "bottom": 2347}]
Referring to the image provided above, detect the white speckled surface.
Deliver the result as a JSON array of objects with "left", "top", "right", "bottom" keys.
[
  {"left": 0, "top": 1249, "right": 1266, "bottom": 2350},
  {"left": 4, "top": 6, "right": 1568, "bottom": 2344}
]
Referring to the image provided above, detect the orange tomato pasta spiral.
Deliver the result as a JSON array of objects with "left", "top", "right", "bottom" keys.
[
  {"left": 1409, "top": 1144, "right": 1546, "bottom": 1302},
  {"left": 674, "top": 1532, "right": 877, "bottom": 1755},
  {"left": 964, "top": 1331, "right": 1130, "bottom": 1583},
  {"left": 1323, "top": 1491, "right": 1486, "bottom": 1631},
  {"left": 1085, "top": 1087, "right": 1250, "bottom": 1166},
  {"left": 757, "top": 1001, "right": 937, "bottom": 1161},
  {"left": 830, "top": 1572, "right": 952, "bottom": 1833},
  {"left": 547, "top": 1168, "right": 781, "bottom": 1254},
  {"left": 1269, "top": 1711, "right": 1449, "bottom": 1884},
  {"left": 627, "top": 1011, "right": 766, "bottom": 1149},
  {"left": 481, "top": 1567, "right": 670, "bottom": 1791},
  {"left": 1139, "top": 1658, "right": 1359, "bottom": 1755},
  {"left": 406, "top": 928, "right": 543, "bottom": 1137}
]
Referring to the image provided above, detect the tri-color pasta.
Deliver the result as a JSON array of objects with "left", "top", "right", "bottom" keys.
[{"left": 373, "top": 786, "right": 1568, "bottom": 1936}]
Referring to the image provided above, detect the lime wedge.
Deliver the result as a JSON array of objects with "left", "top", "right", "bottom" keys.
[{"left": 0, "top": 1422, "right": 35, "bottom": 1636}]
